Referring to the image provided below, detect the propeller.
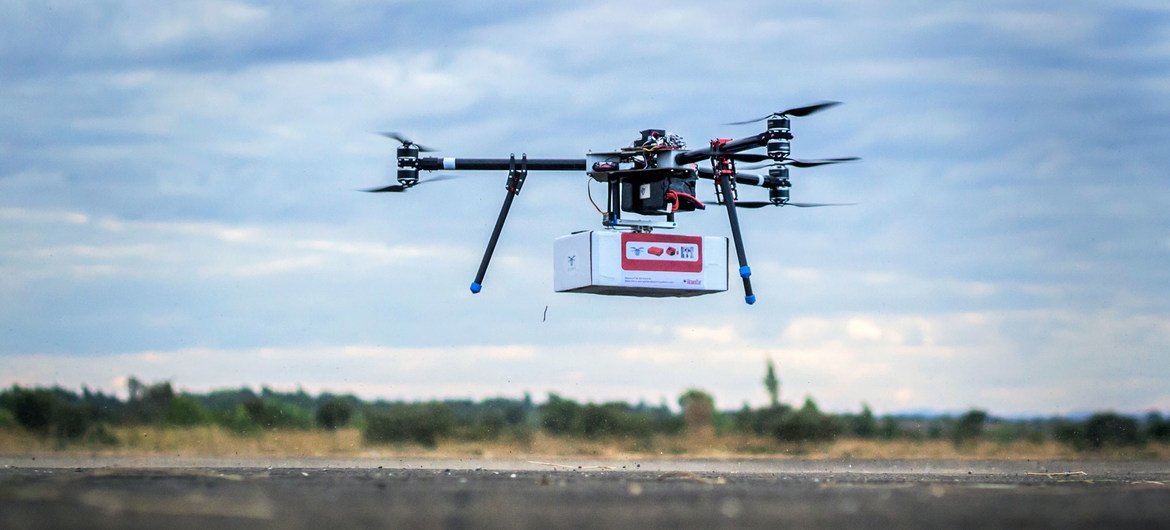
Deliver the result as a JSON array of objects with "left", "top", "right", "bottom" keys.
[
  {"left": 725, "top": 101, "right": 842, "bottom": 125},
  {"left": 709, "top": 200, "right": 856, "bottom": 208},
  {"left": 378, "top": 132, "right": 437, "bottom": 152},
  {"left": 741, "top": 157, "right": 861, "bottom": 169},
  {"left": 361, "top": 174, "right": 457, "bottom": 193},
  {"left": 725, "top": 153, "right": 772, "bottom": 163},
  {"left": 696, "top": 166, "right": 765, "bottom": 181},
  {"left": 711, "top": 153, "right": 862, "bottom": 165}
]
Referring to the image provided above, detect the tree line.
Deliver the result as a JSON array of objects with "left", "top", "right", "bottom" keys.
[{"left": 2, "top": 373, "right": 1168, "bottom": 451}]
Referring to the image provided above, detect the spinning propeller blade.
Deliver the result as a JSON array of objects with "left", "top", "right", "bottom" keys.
[
  {"left": 741, "top": 157, "right": 861, "bottom": 169},
  {"left": 725, "top": 101, "right": 842, "bottom": 125},
  {"left": 779, "top": 101, "right": 842, "bottom": 117},
  {"left": 706, "top": 200, "right": 856, "bottom": 208},
  {"left": 361, "top": 174, "right": 458, "bottom": 193},
  {"left": 786, "top": 202, "right": 856, "bottom": 208},
  {"left": 378, "top": 132, "right": 437, "bottom": 152},
  {"left": 363, "top": 184, "right": 408, "bottom": 193},
  {"left": 726, "top": 153, "right": 772, "bottom": 163},
  {"left": 696, "top": 167, "right": 765, "bottom": 182}
]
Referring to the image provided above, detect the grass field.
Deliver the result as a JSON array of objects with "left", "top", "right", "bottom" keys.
[{"left": 3, "top": 426, "right": 1168, "bottom": 460}]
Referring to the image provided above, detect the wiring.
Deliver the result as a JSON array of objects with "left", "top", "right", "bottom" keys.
[{"left": 586, "top": 176, "right": 604, "bottom": 214}]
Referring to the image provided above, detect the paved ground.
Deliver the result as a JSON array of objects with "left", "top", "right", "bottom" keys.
[{"left": 2, "top": 456, "right": 1169, "bottom": 528}]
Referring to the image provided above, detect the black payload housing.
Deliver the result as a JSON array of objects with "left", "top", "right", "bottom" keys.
[{"left": 620, "top": 172, "right": 699, "bottom": 216}]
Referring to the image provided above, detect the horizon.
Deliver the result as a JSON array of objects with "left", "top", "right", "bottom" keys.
[{"left": 8, "top": 376, "right": 1164, "bottom": 420}]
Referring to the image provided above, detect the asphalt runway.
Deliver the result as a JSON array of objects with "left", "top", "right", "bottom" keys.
[{"left": 2, "top": 456, "right": 1169, "bottom": 528}]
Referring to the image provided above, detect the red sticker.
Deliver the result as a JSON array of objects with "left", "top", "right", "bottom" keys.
[{"left": 621, "top": 232, "right": 703, "bottom": 272}]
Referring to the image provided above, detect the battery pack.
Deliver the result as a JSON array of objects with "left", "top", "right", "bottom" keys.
[{"left": 553, "top": 231, "right": 728, "bottom": 297}]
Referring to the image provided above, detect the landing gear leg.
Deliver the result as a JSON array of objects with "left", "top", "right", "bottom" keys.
[
  {"left": 470, "top": 154, "right": 527, "bottom": 294},
  {"left": 713, "top": 155, "right": 756, "bottom": 305}
]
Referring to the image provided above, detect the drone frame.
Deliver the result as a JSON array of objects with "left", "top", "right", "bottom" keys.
[{"left": 375, "top": 103, "right": 856, "bottom": 305}]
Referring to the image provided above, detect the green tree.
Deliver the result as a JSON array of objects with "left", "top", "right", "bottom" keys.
[
  {"left": 164, "top": 395, "right": 208, "bottom": 426},
  {"left": 316, "top": 397, "right": 356, "bottom": 430},
  {"left": 953, "top": 409, "right": 988, "bottom": 447},
  {"left": 773, "top": 397, "right": 840, "bottom": 443},
  {"left": 126, "top": 378, "right": 176, "bottom": 424},
  {"left": 678, "top": 389, "right": 715, "bottom": 436},
  {"left": 8, "top": 386, "right": 55, "bottom": 433},
  {"left": 851, "top": 403, "right": 878, "bottom": 438},
  {"left": 1084, "top": 413, "right": 1142, "bottom": 449},
  {"left": 3, "top": 386, "right": 95, "bottom": 441},
  {"left": 539, "top": 394, "right": 581, "bottom": 435},
  {"left": 879, "top": 416, "right": 900, "bottom": 439},
  {"left": 763, "top": 357, "right": 780, "bottom": 408},
  {"left": 242, "top": 397, "right": 313, "bottom": 430},
  {"left": 1147, "top": 412, "right": 1170, "bottom": 443},
  {"left": 363, "top": 402, "right": 454, "bottom": 447}
]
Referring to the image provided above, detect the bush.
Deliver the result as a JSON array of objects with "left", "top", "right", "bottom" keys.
[
  {"left": 8, "top": 387, "right": 56, "bottom": 433},
  {"left": 679, "top": 389, "right": 715, "bottom": 435},
  {"left": 539, "top": 394, "right": 581, "bottom": 435},
  {"left": 164, "top": 396, "right": 208, "bottom": 427},
  {"left": 316, "top": 398, "right": 356, "bottom": 430},
  {"left": 1146, "top": 412, "right": 1170, "bottom": 443},
  {"left": 538, "top": 396, "right": 676, "bottom": 439},
  {"left": 52, "top": 402, "right": 93, "bottom": 440},
  {"left": 1052, "top": 419, "right": 1084, "bottom": 448},
  {"left": 733, "top": 404, "right": 790, "bottom": 436},
  {"left": 1084, "top": 413, "right": 1143, "bottom": 449},
  {"left": 637, "top": 402, "right": 684, "bottom": 436},
  {"left": 878, "top": 416, "right": 901, "bottom": 439},
  {"left": 850, "top": 404, "right": 878, "bottom": 438},
  {"left": 0, "top": 407, "right": 15, "bottom": 428},
  {"left": 578, "top": 403, "right": 653, "bottom": 439},
  {"left": 363, "top": 403, "right": 454, "bottom": 447},
  {"left": 953, "top": 409, "right": 988, "bottom": 447},
  {"left": 3, "top": 386, "right": 96, "bottom": 440},
  {"left": 242, "top": 397, "right": 313, "bottom": 430},
  {"left": 469, "top": 410, "right": 508, "bottom": 440},
  {"left": 126, "top": 379, "right": 176, "bottom": 424},
  {"left": 1052, "top": 413, "right": 1145, "bottom": 450},
  {"left": 772, "top": 398, "right": 840, "bottom": 443},
  {"left": 214, "top": 404, "right": 260, "bottom": 435}
]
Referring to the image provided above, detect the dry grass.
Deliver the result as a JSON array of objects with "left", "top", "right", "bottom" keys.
[
  {"left": 0, "top": 428, "right": 44, "bottom": 453},
  {"left": 109, "top": 426, "right": 367, "bottom": 457},
  {"left": 3, "top": 427, "right": 1169, "bottom": 460},
  {"left": 0, "top": 427, "right": 365, "bottom": 457}
]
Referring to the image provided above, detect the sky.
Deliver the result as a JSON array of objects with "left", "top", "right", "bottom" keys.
[{"left": 2, "top": 0, "right": 1168, "bottom": 416}]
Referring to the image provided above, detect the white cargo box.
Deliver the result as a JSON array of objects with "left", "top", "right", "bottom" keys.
[{"left": 553, "top": 230, "right": 728, "bottom": 297}]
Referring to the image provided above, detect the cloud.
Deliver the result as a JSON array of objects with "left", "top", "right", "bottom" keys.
[
  {"left": 674, "top": 324, "right": 738, "bottom": 343},
  {"left": 0, "top": 206, "right": 89, "bottom": 225},
  {"left": 1, "top": 1, "right": 1169, "bottom": 418},
  {"left": 0, "top": 207, "right": 471, "bottom": 283},
  {"left": 3, "top": 305, "right": 1169, "bottom": 414},
  {"left": 846, "top": 318, "right": 884, "bottom": 341}
]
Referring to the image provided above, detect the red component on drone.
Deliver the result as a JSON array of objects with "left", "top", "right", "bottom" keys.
[{"left": 665, "top": 190, "right": 706, "bottom": 212}]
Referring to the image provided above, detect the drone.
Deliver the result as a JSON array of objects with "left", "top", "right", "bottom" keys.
[{"left": 366, "top": 102, "right": 859, "bottom": 305}]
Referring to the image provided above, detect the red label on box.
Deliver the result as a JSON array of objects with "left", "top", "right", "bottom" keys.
[{"left": 621, "top": 232, "right": 703, "bottom": 273}]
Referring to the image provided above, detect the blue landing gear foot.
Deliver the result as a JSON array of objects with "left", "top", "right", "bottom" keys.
[
  {"left": 739, "top": 265, "right": 752, "bottom": 278},
  {"left": 745, "top": 294, "right": 757, "bottom": 305},
  {"left": 470, "top": 282, "right": 482, "bottom": 294}
]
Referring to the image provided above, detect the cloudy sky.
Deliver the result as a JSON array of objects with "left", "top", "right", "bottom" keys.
[{"left": 2, "top": 0, "right": 1168, "bottom": 416}]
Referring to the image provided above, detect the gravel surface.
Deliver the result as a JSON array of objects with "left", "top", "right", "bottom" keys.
[{"left": 3, "top": 456, "right": 1168, "bottom": 528}]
